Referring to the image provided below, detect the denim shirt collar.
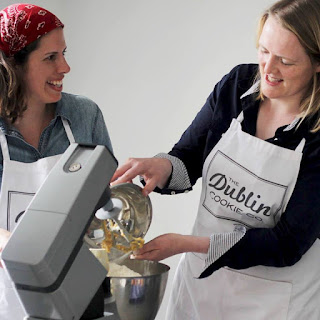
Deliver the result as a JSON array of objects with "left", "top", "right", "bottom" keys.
[
  {"left": 0, "top": 93, "right": 72, "bottom": 136},
  {"left": 55, "top": 94, "right": 72, "bottom": 124}
]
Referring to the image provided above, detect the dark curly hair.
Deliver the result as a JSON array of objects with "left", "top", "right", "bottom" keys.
[{"left": 0, "top": 39, "right": 40, "bottom": 123}]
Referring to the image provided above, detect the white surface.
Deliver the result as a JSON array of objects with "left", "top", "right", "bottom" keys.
[{"left": 1, "top": 1, "right": 274, "bottom": 319}]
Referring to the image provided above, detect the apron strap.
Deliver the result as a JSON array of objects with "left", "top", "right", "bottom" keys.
[
  {"left": 236, "top": 112, "right": 306, "bottom": 153},
  {"left": 0, "top": 119, "right": 75, "bottom": 162},
  {"left": 61, "top": 118, "right": 75, "bottom": 144},
  {"left": 295, "top": 138, "right": 305, "bottom": 153},
  {"left": 236, "top": 111, "right": 244, "bottom": 123},
  {"left": 0, "top": 130, "right": 10, "bottom": 161}
]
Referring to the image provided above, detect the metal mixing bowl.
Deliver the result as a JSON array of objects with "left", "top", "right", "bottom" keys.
[
  {"left": 107, "top": 259, "right": 170, "bottom": 320},
  {"left": 110, "top": 183, "right": 152, "bottom": 239}
]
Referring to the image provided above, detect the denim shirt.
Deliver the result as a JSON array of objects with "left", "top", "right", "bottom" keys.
[{"left": 0, "top": 92, "right": 113, "bottom": 190}]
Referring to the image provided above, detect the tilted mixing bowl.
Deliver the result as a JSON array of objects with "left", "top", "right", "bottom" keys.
[
  {"left": 87, "top": 183, "right": 152, "bottom": 257},
  {"left": 89, "top": 183, "right": 169, "bottom": 319},
  {"left": 107, "top": 258, "right": 170, "bottom": 320}
]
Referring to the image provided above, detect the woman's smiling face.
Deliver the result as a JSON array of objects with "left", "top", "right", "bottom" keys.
[
  {"left": 258, "top": 15, "right": 320, "bottom": 103},
  {"left": 23, "top": 27, "right": 70, "bottom": 108}
]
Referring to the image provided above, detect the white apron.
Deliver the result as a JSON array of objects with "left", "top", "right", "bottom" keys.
[
  {"left": 167, "top": 112, "right": 320, "bottom": 320},
  {"left": 0, "top": 118, "right": 75, "bottom": 320}
]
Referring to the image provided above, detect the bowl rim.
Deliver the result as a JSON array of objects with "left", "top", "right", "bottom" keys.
[{"left": 107, "top": 260, "right": 170, "bottom": 279}]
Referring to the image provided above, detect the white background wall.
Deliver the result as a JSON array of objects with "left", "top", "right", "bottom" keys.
[{"left": 2, "top": 1, "right": 274, "bottom": 319}]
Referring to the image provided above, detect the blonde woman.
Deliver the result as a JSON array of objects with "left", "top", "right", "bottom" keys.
[{"left": 112, "top": 0, "right": 320, "bottom": 319}]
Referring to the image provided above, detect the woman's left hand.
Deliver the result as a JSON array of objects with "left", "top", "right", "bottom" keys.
[
  {"left": 0, "top": 228, "right": 11, "bottom": 268},
  {"left": 132, "top": 233, "right": 210, "bottom": 261}
]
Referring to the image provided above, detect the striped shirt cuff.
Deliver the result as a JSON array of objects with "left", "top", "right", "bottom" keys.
[
  {"left": 203, "top": 225, "right": 246, "bottom": 272},
  {"left": 154, "top": 153, "right": 191, "bottom": 190}
]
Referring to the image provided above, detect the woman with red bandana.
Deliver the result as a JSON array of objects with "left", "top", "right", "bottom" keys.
[
  {"left": 0, "top": 3, "right": 112, "bottom": 319},
  {"left": 112, "top": 0, "right": 320, "bottom": 319}
]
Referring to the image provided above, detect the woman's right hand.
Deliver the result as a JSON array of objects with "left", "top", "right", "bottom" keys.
[
  {"left": 111, "top": 157, "right": 172, "bottom": 196},
  {"left": 0, "top": 228, "right": 11, "bottom": 268}
]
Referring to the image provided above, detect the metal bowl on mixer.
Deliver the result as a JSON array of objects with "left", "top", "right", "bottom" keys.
[
  {"left": 107, "top": 258, "right": 170, "bottom": 320},
  {"left": 110, "top": 183, "right": 152, "bottom": 239},
  {"left": 87, "top": 183, "right": 153, "bottom": 257}
]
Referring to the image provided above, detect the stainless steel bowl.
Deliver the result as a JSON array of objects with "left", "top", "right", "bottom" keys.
[
  {"left": 87, "top": 183, "right": 152, "bottom": 256},
  {"left": 107, "top": 259, "right": 170, "bottom": 320},
  {"left": 110, "top": 183, "right": 152, "bottom": 238}
]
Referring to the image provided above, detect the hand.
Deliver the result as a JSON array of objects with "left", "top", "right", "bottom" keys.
[
  {"left": 0, "top": 229, "right": 11, "bottom": 268},
  {"left": 111, "top": 157, "right": 172, "bottom": 196},
  {"left": 131, "top": 233, "right": 210, "bottom": 261},
  {"left": 131, "top": 233, "right": 186, "bottom": 261}
]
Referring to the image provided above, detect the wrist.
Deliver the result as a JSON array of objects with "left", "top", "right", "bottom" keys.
[
  {"left": 0, "top": 228, "right": 11, "bottom": 251},
  {"left": 153, "top": 155, "right": 173, "bottom": 189},
  {"left": 157, "top": 159, "right": 173, "bottom": 189},
  {"left": 178, "top": 234, "right": 210, "bottom": 254}
]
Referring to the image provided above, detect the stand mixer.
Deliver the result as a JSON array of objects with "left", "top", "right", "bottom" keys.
[{"left": 1, "top": 143, "right": 169, "bottom": 320}]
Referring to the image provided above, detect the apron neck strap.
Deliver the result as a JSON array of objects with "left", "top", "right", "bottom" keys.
[
  {"left": 61, "top": 118, "right": 75, "bottom": 143},
  {"left": 0, "top": 129, "right": 10, "bottom": 161},
  {"left": 0, "top": 118, "right": 75, "bottom": 161},
  {"left": 295, "top": 138, "right": 306, "bottom": 153},
  {"left": 236, "top": 111, "right": 244, "bottom": 123},
  {"left": 236, "top": 112, "right": 306, "bottom": 153}
]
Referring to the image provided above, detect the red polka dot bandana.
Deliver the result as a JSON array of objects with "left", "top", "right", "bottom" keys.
[{"left": 0, "top": 3, "right": 64, "bottom": 57}]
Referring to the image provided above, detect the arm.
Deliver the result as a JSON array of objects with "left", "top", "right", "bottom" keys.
[
  {"left": 92, "top": 107, "right": 113, "bottom": 154},
  {"left": 111, "top": 89, "right": 220, "bottom": 195},
  {"left": 0, "top": 160, "right": 8, "bottom": 268},
  {"left": 168, "top": 90, "right": 218, "bottom": 186},
  {"left": 111, "top": 157, "right": 173, "bottom": 196},
  {"left": 132, "top": 155, "right": 320, "bottom": 272},
  {"left": 0, "top": 163, "right": 2, "bottom": 194},
  {"left": 132, "top": 233, "right": 210, "bottom": 261},
  {"left": 0, "top": 228, "right": 10, "bottom": 268},
  {"left": 112, "top": 65, "right": 247, "bottom": 194}
]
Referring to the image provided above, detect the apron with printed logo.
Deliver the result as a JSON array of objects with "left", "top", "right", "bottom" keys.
[
  {"left": 0, "top": 118, "right": 74, "bottom": 319},
  {"left": 166, "top": 112, "right": 320, "bottom": 320}
]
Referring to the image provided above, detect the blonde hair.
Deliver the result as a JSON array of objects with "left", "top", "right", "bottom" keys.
[{"left": 256, "top": 0, "right": 320, "bottom": 132}]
